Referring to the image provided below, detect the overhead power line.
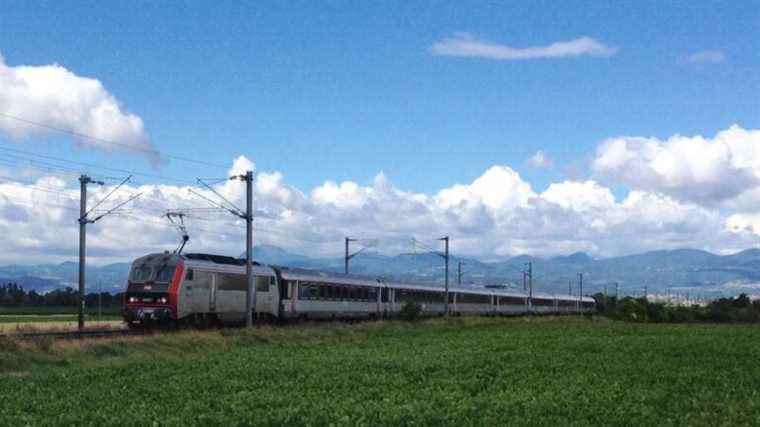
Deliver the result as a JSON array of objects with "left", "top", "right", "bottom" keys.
[
  {"left": 0, "top": 145, "right": 200, "bottom": 185},
  {"left": 0, "top": 112, "right": 228, "bottom": 169}
]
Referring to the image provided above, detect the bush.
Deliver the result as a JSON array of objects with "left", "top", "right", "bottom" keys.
[
  {"left": 399, "top": 301, "right": 422, "bottom": 322},
  {"left": 598, "top": 293, "right": 760, "bottom": 324}
]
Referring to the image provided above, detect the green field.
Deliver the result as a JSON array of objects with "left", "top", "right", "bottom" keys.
[
  {"left": 0, "top": 305, "right": 122, "bottom": 316},
  {"left": 0, "top": 306, "right": 122, "bottom": 324},
  {"left": 1, "top": 317, "right": 759, "bottom": 425}
]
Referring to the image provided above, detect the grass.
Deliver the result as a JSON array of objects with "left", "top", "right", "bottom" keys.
[
  {"left": 0, "top": 305, "right": 122, "bottom": 316},
  {"left": 1, "top": 317, "right": 759, "bottom": 425},
  {"left": 0, "top": 320, "right": 125, "bottom": 333},
  {"left": 0, "top": 315, "right": 121, "bottom": 324},
  {"left": 0, "top": 306, "right": 122, "bottom": 326}
]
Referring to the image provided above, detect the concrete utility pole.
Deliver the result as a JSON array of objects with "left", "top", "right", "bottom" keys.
[
  {"left": 578, "top": 272, "right": 583, "bottom": 313},
  {"left": 439, "top": 236, "right": 450, "bottom": 315},
  {"left": 244, "top": 170, "right": 255, "bottom": 327},
  {"left": 568, "top": 281, "right": 572, "bottom": 296},
  {"left": 77, "top": 175, "right": 105, "bottom": 331},
  {"left": 523, "top": 271, "right": 527, "bottom": 291},
  {"left": 457, "top": 261, "right": 463, "bottom": 286},
  {"left": 644, "top": 285, "right": 648, "bottom": 301},
  {"left": 344, "top": 237, "right": 358, "bottom": 274},
  {"left": 525, "top": 262, "right": 533, "bottom": 312},
  {"left": 615, "top": 282, "right": 619, "bottom": 298}
]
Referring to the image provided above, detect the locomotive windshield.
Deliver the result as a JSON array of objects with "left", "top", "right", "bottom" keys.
[
  {"left": 130, "top": 264, "right": 152, "bottom": 283},
  {"left": 154, "top": 263, "right": 176, "bottom": 284},
  {"left": 128, "top": 256, "right": 177, "bottom": 285}
]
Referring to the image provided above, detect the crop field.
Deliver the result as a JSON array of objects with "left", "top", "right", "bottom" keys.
[
  {"left": 0, "top": 319, "right": 124, "bottom": 333},
  {"left": 0, "top": 305, "right": 122, "bottom": 316},
  {"left": 0, "top": 314, "right": 121, "bottom": 324},
  {"left": 1, "top": 317, "right": 759, "bottom": 426},
  {"left": 0, "top": 306, "right": 122, "bottom": 328}
]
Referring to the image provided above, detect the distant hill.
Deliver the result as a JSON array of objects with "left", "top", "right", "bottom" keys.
[{"left": 3, "top": 246, "right": 760, "bottom": 297}]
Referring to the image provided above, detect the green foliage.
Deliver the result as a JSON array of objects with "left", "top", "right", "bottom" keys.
[
  {"left": 399, "top": 301, "right": 422, "bottom": 321},
  {"left": 2, "top": 319, "right": 760, "bottom": 425},
  {"left": 593, "top": 293, "right": 760, "bottom": 324},
  {"left": 0, "top": 282, "right": 123, "bottom": 309}
]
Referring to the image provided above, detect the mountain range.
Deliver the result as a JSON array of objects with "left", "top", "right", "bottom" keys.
[{"left": 3, "top": 246, "right": 760, "bottom": 297}]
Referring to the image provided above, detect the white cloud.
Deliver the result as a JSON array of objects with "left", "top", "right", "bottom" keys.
[
  {"left": 2, "top": 156, "right": 758, "bottom": 265},
  {"left": 435, "top": 166, "right": 534, "bottom": 211},
  {"left": 592, "top": 125, "right": 760, "bottom": 204},
  {"left": 682, "top": 50, "right": 725, "bottom": 64},
  {"left": 0, "top": 52, "right": 157, "bottom": 162},
  {"left": 431, "top": 33, "right": 617, "bottom": 60},
  {"left": 541, "top": 180, "right": 614, "bottom": 212},
  {"left": 528, "top": 150, "right": 553, "bottom": 169}
]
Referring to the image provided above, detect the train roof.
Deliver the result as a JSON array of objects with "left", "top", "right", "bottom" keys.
[
  {"left": 182, "top": 253, "right": 262, "bottom": 266},
  {"left": 277, "top": 266, "right": 381, "bottom": 287}
]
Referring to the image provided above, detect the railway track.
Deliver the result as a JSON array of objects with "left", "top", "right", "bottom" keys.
[{"left": 1, "top": 328, "right": 150, "bottom": 341}]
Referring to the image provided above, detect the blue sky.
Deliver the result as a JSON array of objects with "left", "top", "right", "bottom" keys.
[
  {"left": 2, "top": 0, "right": 758, "bottom": 193},
  {"left": 1, "top": 1, "right": 760, "bottom": 263}
]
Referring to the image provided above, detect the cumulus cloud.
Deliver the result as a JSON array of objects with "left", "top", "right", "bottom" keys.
[
  {"left": 681, "top": 50, "right": 726, "bottom": 64},
  {"left": 1, "top": 155, "right": 758, "bottom": 265},
  {"left": 431, "top": 33, "right": 617, "bottom": 60},
  {"left": 528, "top": 150, "right": 553, "bottom": 169},
  {"left": 592, "top": 125, "right": 760, "bottom": 204},
  {"left": 541, "top": 180, "right": 614, "bottom": 212},
  {"left": 435, "top": 166, "right": 534, "bottom": 212},
  {"left": 0, "top": 52, "right": 157, "bottom": 162}
]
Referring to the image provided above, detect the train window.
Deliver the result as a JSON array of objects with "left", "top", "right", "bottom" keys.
[
  {"left": 154, "top": 263, "right": 177, "bottom": 284},
  {"left": 381, "top": 288, "right": 388, "bottom": 303},
  {"left": 503, "top": 297, "right": 522, "bottom": 305},
  {"left": 129, "top": 263, "right": 152, "bottom": 283},
  {"left": 185, "top": 269, "right": 194, "bottom": 281},
  {"left": 368, "top": 288, "right": 378, "bottom": 301},
  {"left": 218, "top": 274, "right": 247, "bottom": 291},
  {"left": 256, "top": 276, "right": 269, "bottom": 292},
  {"left": 298, "top": 282, "right": 309, "bottom": 299},
  {"left": 319, "top": 285, "right": 326, "bottom": 299}
]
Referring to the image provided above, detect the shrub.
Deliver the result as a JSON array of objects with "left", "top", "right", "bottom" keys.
[{"left": 399, "top": 301, "right": 422, "bottom": 322}]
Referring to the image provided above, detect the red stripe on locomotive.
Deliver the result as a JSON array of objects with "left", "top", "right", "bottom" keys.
[{"left": 168, "top": 261, "right": 184, "bottom": 319}]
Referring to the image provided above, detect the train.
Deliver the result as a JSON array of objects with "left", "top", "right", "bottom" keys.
[{"left": 122, "top": 252, "right": 596, "bottom": 327}]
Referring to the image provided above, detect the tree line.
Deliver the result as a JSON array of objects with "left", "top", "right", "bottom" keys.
[
  {"left": 0, "top": 283, "right": 124, "bottom": 307},
  {"left": 593, "top": 293, "right": 760, "bottom": 323}
]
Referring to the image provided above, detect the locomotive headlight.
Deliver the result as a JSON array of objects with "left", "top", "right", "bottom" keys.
[
  {"left": 128, "top": 297, "right": 137, "bottom": 303},
  {"left": 158, "top": 297, "right": 168, "bottom": 304}
]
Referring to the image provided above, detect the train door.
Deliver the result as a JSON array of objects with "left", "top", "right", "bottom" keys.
[
  {"left": 254, "top": 275, "right": 274, "bottom": 316},
  {"left": 187, "top": 270, "right": 212, "bottom": 314}
]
